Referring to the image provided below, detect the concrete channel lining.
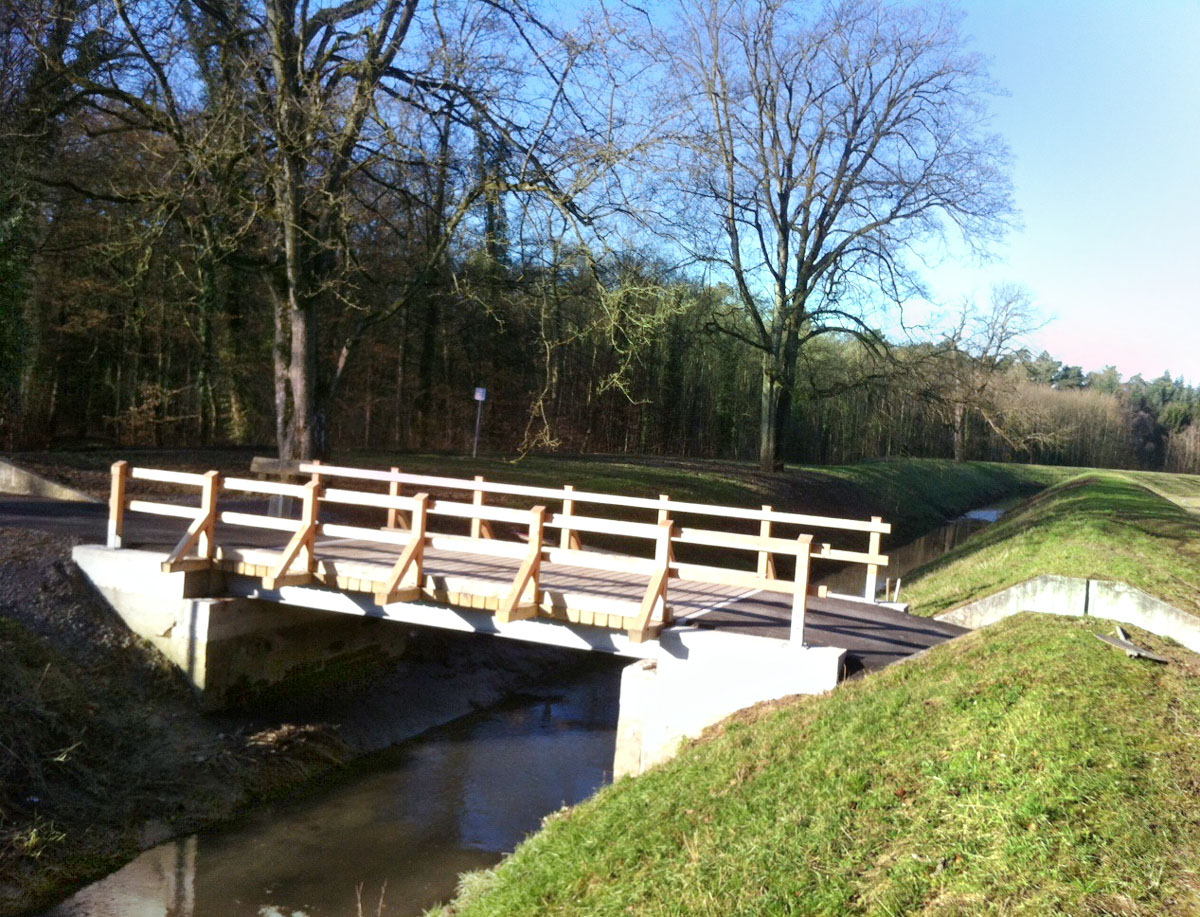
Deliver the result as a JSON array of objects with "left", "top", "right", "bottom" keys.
[
  {"left": 935, "top": 573, "right": 1200, "bottom": 655},
  {"left": 0, "top": 458, "right": 99, "bottom": 503}
]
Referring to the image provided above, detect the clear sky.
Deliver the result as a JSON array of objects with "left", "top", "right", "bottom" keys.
[{"left": 922, "top": 0, "right": 1200, "bottom": 383}]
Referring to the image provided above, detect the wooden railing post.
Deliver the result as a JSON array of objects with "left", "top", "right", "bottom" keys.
[
  {"left": 791, "top": 534, "right": 813, "bottom": 646},
  {"left": 263, "top": 479, "right": 321, "bottom": 589},
  {"left": 376, "top": 492, "right": 428, "bottom": 605},
  {"left": 560, "top": 484, "right": 582, "bottom": 550},
  {"left": 386, "top": 466, "right": 409, "bottom": 530},
  {"left": 657, "top": 494, "right": 670, "bottom": 524},
  {"left": 630, "top": 519, "right": 675, "bottom": 643},
  {"left": 198, "top": 470, "right": 221, "bottom": 560},
  {"left": 757, "top": 504, "right": 776, "bottom": 579},
  {"left": 471, "top": 475, "right": 494, "bottom": 539},
  {"left": 497, "top": 505, "right": 545, "bottom": 623},
  {"left": 864, "top": 517, "right": 882, "bottom": 599},
  {"left": 309, "top": 459, "right": 324, "bottom": 488},
  {"left": 108, "top": 460, "right": 129, "bottom": 549}
]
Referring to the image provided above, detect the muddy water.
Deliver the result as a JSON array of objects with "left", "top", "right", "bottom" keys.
[
  {"left": 42, "top": 665, "right": 621, "bottom": 917},
  {"left": 816, "top": 505, "right": 1006, "bottom": 599}
]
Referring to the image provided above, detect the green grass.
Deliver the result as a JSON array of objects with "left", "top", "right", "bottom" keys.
[
  {"left": 431, "top": 614, "right": 1200, "bottom": 916},
  {"left": 903, "top": 472, "right": 1200, "bottom": 618}
]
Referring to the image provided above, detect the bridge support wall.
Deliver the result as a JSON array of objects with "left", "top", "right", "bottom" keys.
[
  {"left": 72, "top": 546, "right": 408, "bottom": 708},
  {"left": 613, "top": 643, "right": 844, "bottom": 778}
]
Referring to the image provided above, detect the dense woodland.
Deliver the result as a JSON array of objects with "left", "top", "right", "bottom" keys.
[{"left": 2, "top": 0, "right": 1197, "bottom": 473}]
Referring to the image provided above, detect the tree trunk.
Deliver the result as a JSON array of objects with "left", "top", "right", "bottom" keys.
[{"left": 952, "top": 403, "right": 967, "bottom": 462}]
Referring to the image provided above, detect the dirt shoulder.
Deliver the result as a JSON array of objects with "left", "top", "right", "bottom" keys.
[{"left": 0, "top": 526, "right": 349, "bottom": 916}]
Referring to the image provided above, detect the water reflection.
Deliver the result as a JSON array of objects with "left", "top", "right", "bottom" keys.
[{"left": 42, "top": 668, "right": 620, "bottom": 917}]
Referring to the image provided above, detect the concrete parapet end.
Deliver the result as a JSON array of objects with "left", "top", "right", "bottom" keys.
[
  {"left": 613, "top": 642, "right": 843, "bottom": 779},
  {"left": 935, "top": 574, "right": 1200, "bottom": 655},
  {"left": 0, "top": 458, "right": 100, "bottom": 503}
]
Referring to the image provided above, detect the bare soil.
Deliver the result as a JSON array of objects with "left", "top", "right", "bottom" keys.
[{"left": 0, "top": 526, "right": 349, "bottom": 916}]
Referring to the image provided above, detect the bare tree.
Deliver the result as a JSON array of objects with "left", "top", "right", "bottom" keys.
[
  {"left": 935, "top": 284, "right": 1045, "bottom": 461},
  {"left": 653, "top": 0, "right": 1013, "bottom": 469}
]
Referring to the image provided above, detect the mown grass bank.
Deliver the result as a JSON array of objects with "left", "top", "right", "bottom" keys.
[
  {"left": 903, "top": 472, "right": 1200, "bottom": 618},
  {"left": 431, "top": 613, "right": 1200, "bottom": 916}
]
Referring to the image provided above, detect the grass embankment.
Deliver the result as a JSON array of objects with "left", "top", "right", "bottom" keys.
[
  {"left": 903, "top": 472, "right": 1200, "bottom": 618},
  {"left": 433, "top": 613, "right": 1200, "bottom": 916}
]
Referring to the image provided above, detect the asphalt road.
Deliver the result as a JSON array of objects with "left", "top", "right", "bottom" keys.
[{"left": 0, "top": 496, "right": 966, "bottom": 675}]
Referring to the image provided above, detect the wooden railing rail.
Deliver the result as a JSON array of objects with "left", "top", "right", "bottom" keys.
[{"left": 110, "top": 459, "right": 887, "bottom": 642}]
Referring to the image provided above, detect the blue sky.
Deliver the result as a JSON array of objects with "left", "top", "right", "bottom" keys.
[{"left": 922, "top": 0, "right": 1200, "bottom": 382}]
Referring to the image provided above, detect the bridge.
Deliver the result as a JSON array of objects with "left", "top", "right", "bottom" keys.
[{"left": 68, "top": 459, "right": 965, "bottom": 775}]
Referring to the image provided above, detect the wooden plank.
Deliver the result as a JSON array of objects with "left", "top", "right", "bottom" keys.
[
  {"left": 429, "top": 499, "right": 530, "bottom": 525},
  {"left": 127, "top": 500, "right": 201, "bottom": 519},
  {"left": 129, "top": 467, "right": 208, "bottom": 487},
  {"left": 790, "top": 535, "right": 812, "bottom": 644},
  {"left": 108, "top": 461, "right": 128, "bottom": 549},
  {"left": 320, "top": 522, "right": 416, "bottom": 546},
  {"left": 864, "top": 519, "right": 882, "bottom": 599},
  {"left": 386, "top": 467, "right": 409, "bottom": 530},
  {"left": 674, "top": 527, "right": 811, "bottom": 555},
  {"left": 757, "top": 504, "right": 776, "bottom": 579},
  {"left": 223, "top": 476, "right": 307, "bottom": 498},
  {"left": 671, "top": 561, "right": 788, "bottom": 594},
  {"left": 220, "top": 511, "right": 302, "bottom": 532},
  {"left": 322, "top": 488, "right": 422, "bottom": 511},
  {"left": 559, "top": 484, "right": 583, "bottom": 550},
  {"left": 545, "top": 513, "right": 662, "bottom": 541},
  {"left": 160, "top": 556, "right": 212, "bottom": 573},
  {"left": 428, "top": 534, "right": 528, "bottom": 561},
  {"left": 543, "top": 547, "right": 658, "bottom": 576}
]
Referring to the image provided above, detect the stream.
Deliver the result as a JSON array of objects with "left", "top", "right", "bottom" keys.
[
  {"left": 41, "top": 665, "right": 622, "bottom": 917},
  {"left": 40, "top": 504, "right": 1007, "bottom": 917}
]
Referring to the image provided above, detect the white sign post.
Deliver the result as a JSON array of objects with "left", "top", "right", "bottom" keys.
[{"left": 472, "top": 387, "right": 487, "bottom": 458}]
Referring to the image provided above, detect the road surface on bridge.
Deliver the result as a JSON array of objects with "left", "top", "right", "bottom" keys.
[{"left": 0, "top": 496, "right": 967, "bottom": 674}]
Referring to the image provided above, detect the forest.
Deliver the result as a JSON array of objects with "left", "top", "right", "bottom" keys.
[{"left": 2, "top": 0, "right": 1197, "bottom": 473}]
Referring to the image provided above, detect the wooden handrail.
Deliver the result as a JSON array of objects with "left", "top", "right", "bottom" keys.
[
  {"left": 295, "top": 462, "right": 891, "bottom": 534},
  {"left": 108, "top": 458, "right": 894, "bottom": 637}
]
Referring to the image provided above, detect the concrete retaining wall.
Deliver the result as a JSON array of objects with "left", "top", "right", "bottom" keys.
[
  {"left": 936, "top": 574, "right": 1200, "bottom": 655},
  {"left": 0, "top": 458, "right": 99, "bottom": 502},
  {"left": 613, "top": 642, "right": 843, "bottom": 778}
]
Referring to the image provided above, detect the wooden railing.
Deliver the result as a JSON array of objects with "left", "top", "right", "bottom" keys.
[{"left": 107, "top": 460, "right": 889, "bottom": 644}]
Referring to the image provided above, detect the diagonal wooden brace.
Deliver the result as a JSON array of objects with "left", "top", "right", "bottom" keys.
[
  {"left": 497, "top": 506, "right": 545, "bottom": 623},
  {"left": 162, "top": 471, "right": 221, "bottom": 573},
  {"left": 375, "top": 493, "right": 429, "bottom": 605},
  {"left": 629, "top": 520, "right": 676, "bottom": 643},
  {"left": 263, "top": 479, "right": 320, "bottom": 589}
]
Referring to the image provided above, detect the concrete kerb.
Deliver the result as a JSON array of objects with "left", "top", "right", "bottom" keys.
[
  {"left": 935, "top": 573, "right": 1200, "bottom": 655},
  {"left": 0, "top": 458, "right": 100, "bottom": 503}
]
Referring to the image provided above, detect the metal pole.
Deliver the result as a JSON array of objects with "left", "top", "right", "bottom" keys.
[{"left": 472, "top": 398, "right": 483, "bottom": 458}]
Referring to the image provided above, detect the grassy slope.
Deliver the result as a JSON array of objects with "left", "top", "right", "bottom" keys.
[
  {"left": 433, "top": 614, "right": 1200, "bottom": 917},
  {"left": 903, "top": 472, "right": 1200, "bottom": 618}
]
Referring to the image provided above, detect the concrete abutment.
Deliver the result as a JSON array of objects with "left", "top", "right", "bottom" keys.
[{"left": 72, "top": 544, "right": 845, "bottom": 774}]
